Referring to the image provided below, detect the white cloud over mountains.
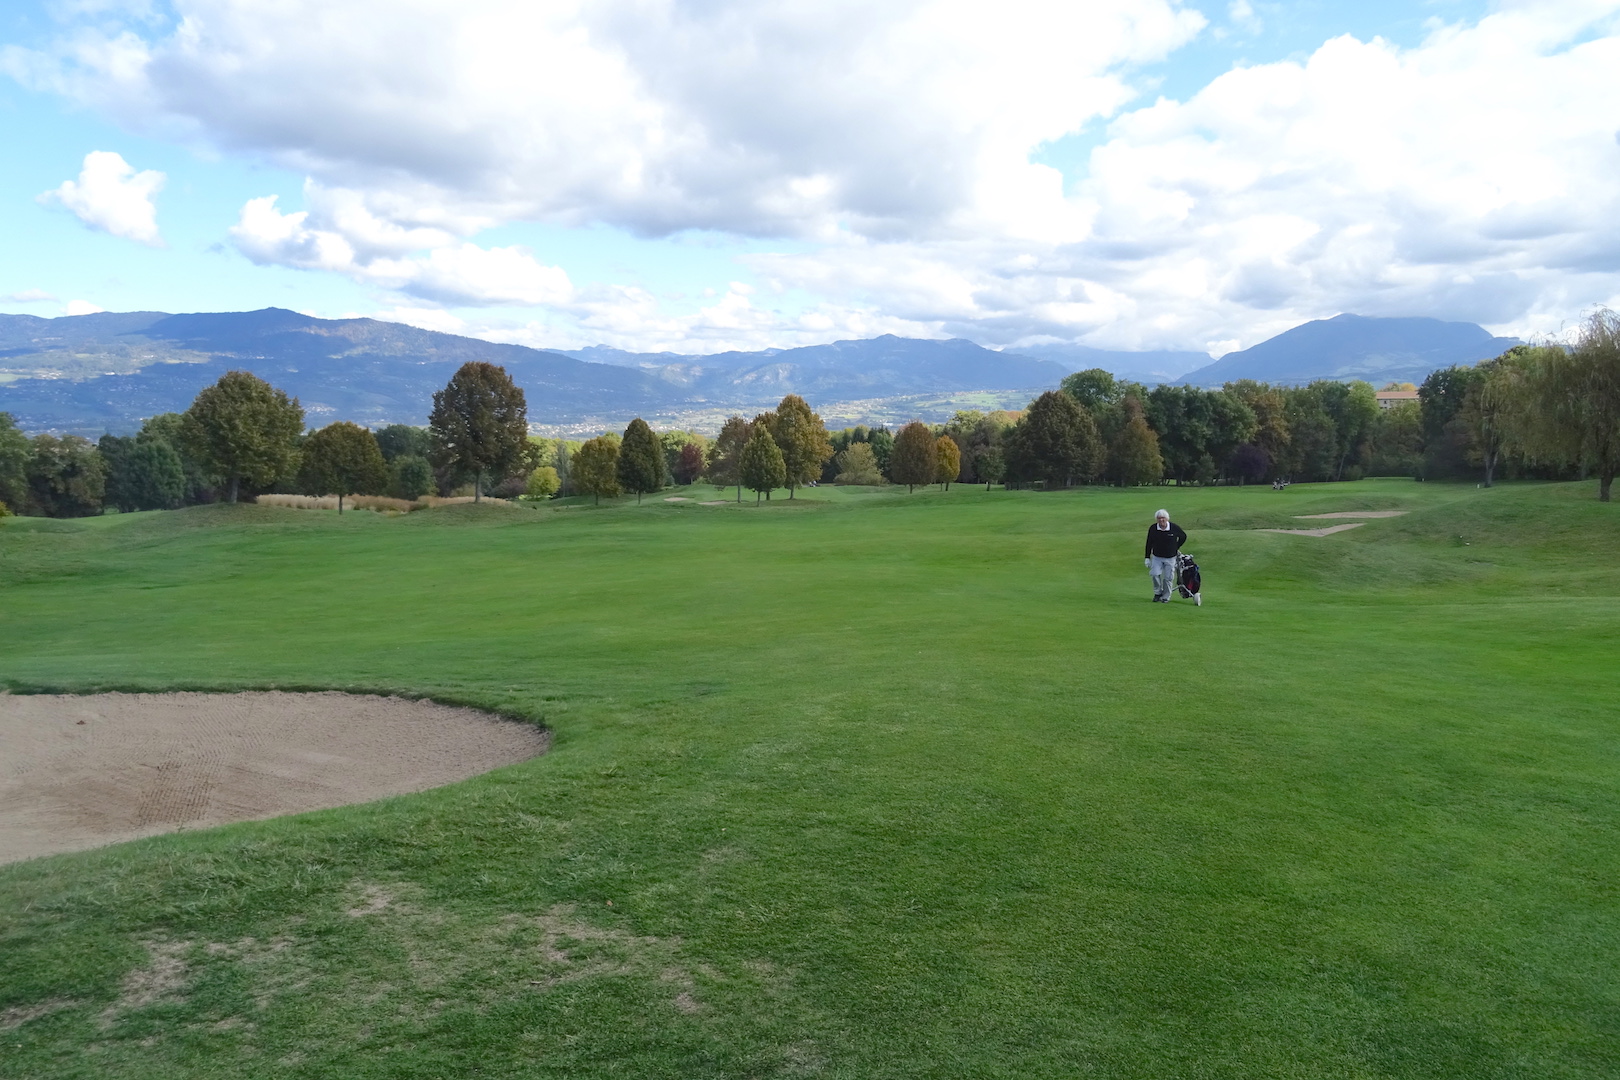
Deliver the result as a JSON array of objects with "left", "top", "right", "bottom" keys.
[
  {"left": 39, "top": 151, "right": 166, "bottom": 246},
  {"left": 9, "top": 1, "right": 1620, "bottom": 353}
]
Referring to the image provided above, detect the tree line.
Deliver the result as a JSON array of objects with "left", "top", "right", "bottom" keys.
[{"left": 3, "top": 310, "right": 1616, "bottom": 518}]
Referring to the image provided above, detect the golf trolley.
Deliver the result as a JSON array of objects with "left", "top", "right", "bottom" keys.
[{"left": 1174, "top": 551, "right": 1202, "bottom": 606}]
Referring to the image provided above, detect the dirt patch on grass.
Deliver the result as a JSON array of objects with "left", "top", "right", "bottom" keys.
[
  {"left": 2, "top": 998, "right": 78, "bottom": 1030},
  {"left": 0, "top": 692, "right": 548, "bottom": 864},
  {"left": 1256, "top": 522, "right": 1367, "bottom": 537},
  {"left": 1295, "top": 511, "right": 1409, "bottom": 519}
]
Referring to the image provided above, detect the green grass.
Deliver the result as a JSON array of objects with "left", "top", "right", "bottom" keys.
[{"left": 1, "top": 480, "right": 1617, "bottom": 1078}]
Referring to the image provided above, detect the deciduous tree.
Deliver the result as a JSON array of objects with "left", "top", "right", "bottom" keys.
[
  {"left": 833, "top": 442, "right": 883, "bottom": 485},
  {"left": 889, "top": 422, "right": 937, "bottom": 492},
  {"left": 300, "top": 421, "right": 388, "bottom": 513},
  {"left": 26, "top": 434, "right": 105, "bottom": 517},
  {"left": 617, "top": 418, "right": 665, "bottom": 503},
  {"left": 139, "top": 413, "right": 211, "bottom": 504},
  {"left": 974, "top": 444, "right": 1005, "bottom": 490},
  {"left": 1009, "top": 390, "right": 1103, "bottom": 487},
  {"left": 1515, "top": 312, "right": 1620, "bottom": 500},
  {"left": 765, "top": 394, "right": 833, "bottom": 498},
  {"left": 182, "top": 371, "right": 304, "bottom": 503},
  {"left": 392, "top": 455, "right": 436, "bottom": 499},
  {"left": 1060, "top": 368, "right": 1121, "bottom": 411},
  {"left": 525, "top": 466, "right": 561, "bottom": 499},
  {"left": 102, "top": 434, "right": 186, "bottom": 511},
  {"left": 1459, "top": 350, "right": 1530, "bottom": 487},
  {"left": 571, "top": 437, "right": 621, "bottom": 505},
  {"left": 1109, "top": 399, "right": 1165, "bottom": 486},
  {"left": 673, "top": 442, "right": 706, "bottom": 485},
  {"left": 708, "top": 416, "right": 752, "bottom": 502},
  {"left": 935, "top": 435, "right": 961, "bottom": 490},
  {"left": 0, "top": 412, "right": 28, "bottom": 512},
  {"left": 428, "top": 362, "right": 529, "bottom": 503},
  {"left": 739, "top": 424, "right": 786, "bottom": 503},
  {"left": 375, "top": 424, "right": 433, "bottom": 462}
]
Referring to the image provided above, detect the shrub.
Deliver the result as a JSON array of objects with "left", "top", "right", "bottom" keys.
[
  {"left": 391, "top": 455, "right": 435, "bottom": 499},
  {"left": 525, "top": 466, "right": 560, "bottom": 499},
  {"left": 833, "top": 443, "right": 883, "bottom": 485}
]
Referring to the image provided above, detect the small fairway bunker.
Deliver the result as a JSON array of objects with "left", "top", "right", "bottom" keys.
[{"left": 0, "top": 692, "right": 549, "bottom": 864}]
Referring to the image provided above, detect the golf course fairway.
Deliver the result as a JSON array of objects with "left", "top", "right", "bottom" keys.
[{"left": 0, "top": 479, "right": 1615, "bottom": 1079}]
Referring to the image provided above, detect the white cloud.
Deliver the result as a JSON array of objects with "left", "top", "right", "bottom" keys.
[
  {"left": 65, "top": 299, "right": 106, "bottom": 315},
  {"left": 8, "top": 0, "right": 1203, "bottom": 240},
  {"left": 10, "top": 0, "right": 1620, "bottom": 354},
  {"left": 39, "top": 150, "right": 165, "bottom": 245},
  {"left": 1227, "top": 1, "right": 1262, "bottom": 35},
  {"left": 4, "top": 289, "right": 59, "bottom": 303},
  {"left": 734, "top": 3, "right": 1620, "bottom": 351},
  {"left": 229, "top": 189, "right": 571, "bottom": 306},
  {"left": 474, "top": 282, "right": 938, "bottom": 355}
]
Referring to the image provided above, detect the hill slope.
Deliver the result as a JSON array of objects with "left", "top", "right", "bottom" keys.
[
  {"left": 1178, "top": 314, "right": 1519, "bottom": 386},
  {"left": 560, "top": 335, "right": 1069, "bottom": 399}
]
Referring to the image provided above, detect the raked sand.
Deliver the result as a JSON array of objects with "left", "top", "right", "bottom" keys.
[{"left": 0, "top": 692, "right": 548, "bottom": 864}]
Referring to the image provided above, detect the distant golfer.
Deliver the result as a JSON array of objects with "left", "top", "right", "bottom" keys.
[{"left": 1144, "top": 509, "right": 1186, "bottom": 603}]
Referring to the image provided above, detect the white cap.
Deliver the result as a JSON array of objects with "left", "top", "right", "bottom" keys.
[{"left": 1155, "top": 508, "right": 1169, "bottom": 519}]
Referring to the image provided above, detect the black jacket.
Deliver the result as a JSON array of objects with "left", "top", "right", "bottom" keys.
[{"left": 1145, "top": 521, "right": 1187, "bottom": 559}]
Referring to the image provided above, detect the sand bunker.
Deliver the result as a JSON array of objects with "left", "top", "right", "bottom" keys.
[
  {"left": 0, "top": 692, "right": 548, "bottom": 865},
  {"left": 1294, "top": 511, "right": 1409, "bottom": 519},
  {"left": 1256, "top": 522, "right": 1368, "bottom": 537}
]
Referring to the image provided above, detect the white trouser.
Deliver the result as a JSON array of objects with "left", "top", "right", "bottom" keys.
[{"left": 1150, "top": 554, "right": 1178, "bottom": 598}]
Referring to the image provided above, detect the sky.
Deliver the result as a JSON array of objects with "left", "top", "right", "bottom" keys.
[{"left": 2, "top": 0, "right": 1618, "bottom": 362}]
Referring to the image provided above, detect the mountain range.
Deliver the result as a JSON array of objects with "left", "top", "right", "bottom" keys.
[{"left": 0, "top": 308, "right": 1517, "bottom": 435}]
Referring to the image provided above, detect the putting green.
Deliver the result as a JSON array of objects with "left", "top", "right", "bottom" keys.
[{"left": 0, "top": 479, "right": 1615, "bottom": 1079}]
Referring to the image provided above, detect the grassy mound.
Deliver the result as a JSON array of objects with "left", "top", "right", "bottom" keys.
[{"left": 1, "top": 480, "right": 1616, "bottom": 1078}]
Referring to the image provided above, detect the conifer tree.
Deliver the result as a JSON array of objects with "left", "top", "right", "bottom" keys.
[
  {"left": 766, "top": 394, "right": 834, "bottom": 499},
  {"left": 571, "top": 437, "right": 621, "bottom": 505},
  {"left": 616, "top": 418, "right": 664, "bottom": 504},
  {"left": 181, "top": 371, "right": 304, "bottom": 503},
  {"left": 300, "top": 421, "right": 388, "bottom": 513},
  {"left": 889, "top": 421, "right": 937, "bottom": 492},
  {"left": 934, "top": 435, "right": 961, "bottom": 490},
  {"left": 739, "top": 425, "right": 786, "bottom": 503}
]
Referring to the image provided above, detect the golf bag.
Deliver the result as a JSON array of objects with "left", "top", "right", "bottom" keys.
[{"left": 1175, "top": 552, "right": 1202, "bottom": 603}]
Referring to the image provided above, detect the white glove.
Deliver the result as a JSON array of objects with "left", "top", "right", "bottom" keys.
[{"left": 1144, "top": 558, "right": 1151, "bottom": 568}]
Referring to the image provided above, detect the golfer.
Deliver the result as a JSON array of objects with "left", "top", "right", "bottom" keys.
[{"left": 1144, "top": 509, "right": 1186, "bottom": 603}]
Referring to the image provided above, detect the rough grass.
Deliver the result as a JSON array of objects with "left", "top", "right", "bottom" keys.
[
  {"left": 253, "top": 493, "right": 500, "bottom": 512},
  {"left": 0, "top": 479, "right": 1617, "bottom": 1079}
]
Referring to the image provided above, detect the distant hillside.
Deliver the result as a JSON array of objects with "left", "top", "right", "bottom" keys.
[
  {"left": 0, "top": 308, "right": 1526, "bottom": 435},
  {"left": 0, "top": 314, "right": 1068, "bottom": 435},
  {"left": 1003, "top": 343, "right": 1213, "bottom": 385},
  {"left": 558, "top": 335, "right": 1069, "bottom": 400},
  {"left": 1177, "top": 314, "right": 1519, "bottom": 387},
  {"left": 0, "top": 309, "right": 674, "bottom": 434}
]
